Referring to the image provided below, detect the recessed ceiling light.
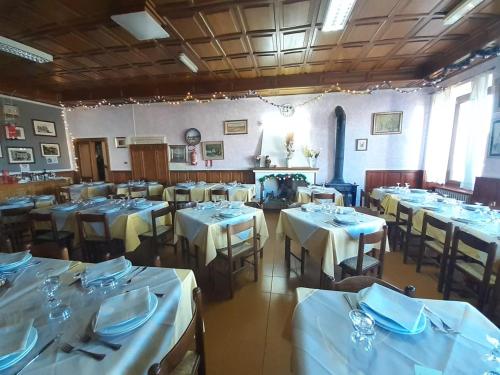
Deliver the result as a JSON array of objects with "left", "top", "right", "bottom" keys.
[
  {"left": 179, "top": 53, "right": 198, "bottom": 73},
  {"left": 0, "top": 36, "right": 52, "bottom": 63},
  {"left": 322, "top": 0, "right": 357, "bottom": 32},
  {"left": 443, "top": 0, "right": 485, "bottom": 26},
  {"left": 111, "top": 10, "right": 169, "bottom": 40}
]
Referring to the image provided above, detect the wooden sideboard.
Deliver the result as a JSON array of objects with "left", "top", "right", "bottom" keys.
[
  {"left": 365, "top": 169, "right": 425, "bottom": 194},
  {"left": 0, "top": 179, "right": 70, "bottom": 201},
  {"left": 169, "top": 170, "right": 254, "bottom": 185}
]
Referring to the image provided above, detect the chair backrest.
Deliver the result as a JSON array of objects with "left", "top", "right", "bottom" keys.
[
  {"left": 29, "top": 212, "right": 57, "bottom": 238},
  {"left": 130, "top": 185, "right": 148, "bottom": 198},
  {"left": 148, "top": 287, "right": 205, "bottom": 375},
  {"left": 56, "top": 187, "right": 70, "bottom": 203},
  {"left": 355, "top": 226, "right": 387, "bottom": 274},
  {"left": 175, "top": 201, "right": 197, "bottom": 210},
  {"left": 27, "top": 242, "right": 69, "bottom": 260},
  {"left": 76, "top": 212, "right": 111, "bottom": 241},
  {"left": 174, "top": 188, "right": 192, "bottom": 203},
  {"left": 368, "top": 196, "right": 381, "bottom": 212},
  {"left": 331, "top": 276, "right": 416, "bottom": 297},
  {"left": 1, "top": 207, "right": 32, "bottom": 225},
  {"left": 150, "top": 206, "right": 174, "bottom": 238},
  {"left": 244, "top": 201, "right": 262, "bottom": 209},
  {"left": 396, "top": 202, "right": 413, "bottom": 229},
  {"left": 311, "top": 192, "right": 335, "bottom": 202},
  {"left": 226, "top": 216, "right": 257, "bottom": 258},
  {"left": 421, "top": 212, "right": 453, "bottom": 251},
  {"left": 210, "top": 189, "right": 229, "bottom": 201}
]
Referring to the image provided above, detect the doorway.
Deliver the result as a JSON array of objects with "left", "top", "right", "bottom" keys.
[{"left": 74, "top": 138, "right": 111, "bottom": 182}]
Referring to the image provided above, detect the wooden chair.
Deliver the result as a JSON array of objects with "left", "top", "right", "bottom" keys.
[
  {"left": 174, "top": 188, "right": 192, "bottom": 209},
  {"left": 148, "top": 287, "right": 205, "bottom": 375},
  {"left": 211, "top": 217, "right": 258, "bottom": 298},
  {"left": 139, "top": 206, "right": 176, "bottom": 267},
  {"left": 443, "top": 227, "right": 498, "bottom": 311},
  {"left": 244, "top": 201, "right": 264, "bottom": 258},
  {"left": 311, "top": 192, "right": 335, "bottom": 202},
  {"left": 244, "top": 201, "right": 262, "bottom": 209},
  {"left": 29, "top": 212, "right": 74, "bottom": 256},
  {"left": 396, "top": 202, "right": 420, "bottom": 263},
  {"left": 1, "top": 207, "right": 32, "bottom": 252},
  {"left": 173, "top": 201, "right": 199, "bottom": 268},
  {"left": 129, "top": 185, "right": 148, "bottom": 198},
  {"left": 339, "top": 226, "right": 388, "bottom": 279},
  {"left": 56, "top": 186, "right": 71, "bottom": 203},
  {"left": 76, "top": 212, "right": 118, "bottom": 262},
  {"left": 27, "top": 242, "right": 69, "bottom": 261},
  {"left": 416, "top": 213, "right": 453, "bottom": 292},
  {"left": 331, "top": 276, "right": 416, "bottom": 297},
  {"left": 209, "top": 188, "right": 229, "bottom": 201}
]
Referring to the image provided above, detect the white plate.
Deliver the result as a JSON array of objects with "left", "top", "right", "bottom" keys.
[
  {"left": 0, "top": 253, "right": 32, "bottom": 272},
  {"left": 333, "top": 216, "right": 358, "bottom": 225},
  {"left": 0, "top": 327, "right": 38, "bottom": 371},
  {"left": 87, "top": 259, "right": 132, "bottom": 286},
  {"left": 219, "top": 209, "right": 242, "bottom": 218}
]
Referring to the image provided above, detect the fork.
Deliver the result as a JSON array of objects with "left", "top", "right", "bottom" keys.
[
  {"left": 60, "top": 342, "right": 106, "bottom": 361},
  {"left": 424, "top": 306, "right": 459, "bottom": 334},
  {"left": 80, "top": 333, "right": 121, "bottom": 351}
]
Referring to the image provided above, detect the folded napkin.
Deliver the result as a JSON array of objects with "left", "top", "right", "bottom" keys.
[
  {"left": 334, "top": 216, "right": 381, "bottom": 239},
  {"left": 85, "top": 256, "right": 128, "bottom": 283},
  {"left": 0, "top": 251, "right": 30, "bottom": 266},
  {"left": 0, "top": 319, "right": 33, "bottom": 357},
  {"left": 94, "top": 287, "right": 150, "bottom": 331},
  {"left": 359, "top": 283, "right": 424, "bottom": 333}
]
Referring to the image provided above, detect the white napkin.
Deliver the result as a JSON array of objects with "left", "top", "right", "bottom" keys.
[
  {"left": 85, "top": 256, "right": 128, "bottom": 283},
  {"left": 94, "top": 287, "right": 150, "bottom": 331},
  {"left": 0, "top": 319, "right": 33, "bottom": 357},
  {"left": 0, "top": 251, "right": 30, "bottom": 266},
  {"left": 359, "top": 283, "right": 424, "bottom": 332}
]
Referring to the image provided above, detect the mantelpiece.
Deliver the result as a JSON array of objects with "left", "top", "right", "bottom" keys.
[{"left": 253, "top": 168, "right": 318, "bottom": 200}]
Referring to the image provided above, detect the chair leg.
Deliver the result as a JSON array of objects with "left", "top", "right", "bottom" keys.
[
  {"left": 300, "top": 247, "right": 306, "bottom": 276},
  {"left": 416, "top": 241, "right": 425, "bottom": 273},
  {"left": 228, "top": 260, "right": 234, "bottom": 299},
  {"left": 403, "top": 234, "right": 409, "bottom": 264},
  {"left": 437, "top": 253, "right": 447, "bottom": 293},
  {"left": 260, "top": 248, "right": 263, "bottom": 258},
  {"left": 253, "top": 250, "right": 258, "bottom": 282},
  {"left": 443, "top": 265, "right": 454, "bottom": 301},
  {"left": 285, "top": 236, "right": 291, "bottom": 276}
]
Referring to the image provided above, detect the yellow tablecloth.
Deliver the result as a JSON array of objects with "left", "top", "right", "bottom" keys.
[
  {"left": 276, "top": 208, "right": 387, "bottom": 277},
  {"left": 163, "top": 183, "right": 225, "bottom": 202},
  {"left": 116, "top": 183, "right": 164, "bottom": 197},
  {"left": 69, "top": 183, "right": 114, "bottom": 200},
  {"left": 174, "top": 206, "right": 269, "bottom": 265},
  {"left": 296, "top": 186, "right": 344, "bottom": 206}
]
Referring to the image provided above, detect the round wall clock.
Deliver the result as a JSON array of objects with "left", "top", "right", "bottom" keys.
[{"left": 185, "top": 128, "right": 201, "bottom": 145}]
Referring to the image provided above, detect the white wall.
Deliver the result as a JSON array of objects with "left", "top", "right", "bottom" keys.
[
  {"left": 66, "top": 90, "right": 431, "bottom": 188},
  {"left": 484, "top": 57, "right": 500, "bottom": 178}
]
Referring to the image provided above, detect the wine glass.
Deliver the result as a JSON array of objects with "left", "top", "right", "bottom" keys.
[{"left": 349, "top": 309, "right": 376, "bottom": 351}]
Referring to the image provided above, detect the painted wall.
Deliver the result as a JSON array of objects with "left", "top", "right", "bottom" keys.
[
  {"left": 0, "top": 96, "right": 71, "bottom": 172},
  {"left": 65, "top": 90, "right": 431, "bottom": 188}
]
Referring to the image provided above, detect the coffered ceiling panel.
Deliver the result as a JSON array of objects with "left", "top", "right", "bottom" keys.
[{"left": 0, "top": 0, "right": 497, "bottom": 104}]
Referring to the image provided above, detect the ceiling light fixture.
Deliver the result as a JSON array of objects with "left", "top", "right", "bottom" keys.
[
  {"left": 179, "top": 53, "right": 198, "bottom": 73},
  {"left": 0, "top": 36, "right": 52, "bottom": 63},
  {"left": 322, "top": 0, "right": 357, "bottom": 32},
  {"left": 111, "top": 10, "right": 169, "bottom": 40},
  {"left": 443, "top": 0, "right": 485, "bottom": 26}
]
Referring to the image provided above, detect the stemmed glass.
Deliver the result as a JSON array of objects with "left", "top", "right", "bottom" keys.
[
  {"left": 38, "top": 271, "right": 71, "bottom": 320},
  {"left": 349, "top": 309, "right": 376, "bottom": 351},
  {"left": 482, "top": 336, "right": 500, "bottom": 374}
]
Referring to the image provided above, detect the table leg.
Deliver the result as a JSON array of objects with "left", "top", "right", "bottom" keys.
[{"left": 285, "top": 236, "right": 291, "bottom": 276}]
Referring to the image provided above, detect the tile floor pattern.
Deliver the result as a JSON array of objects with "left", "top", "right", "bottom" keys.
[{"left": 155, "top": 211, "right": 449, "bottom": 375}]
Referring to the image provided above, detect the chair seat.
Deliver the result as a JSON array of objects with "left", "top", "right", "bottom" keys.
[
  {"left": 217, "top": 241, "right": 254, "bottom": 257},
  {"left": 380, "top": 214, "right": 396, "bottom": 223},
  {"left": 35, "top": 231, "right": 73, "bottom": 242},
  {"left": 140, "top": 225, "right": 173, "bottom": 237},
  {"left": 340, "top": 254, "right": 380, "bottom": 273},
  {"left": 170, "top": 350, "right": 200, "bottom": 375},
  {"left": 398, "top": 225, "right": 420, "bottom": 236},
  {"left": 425, "top": 239, "right": 445, "bottom": 254},
  {"left": 456, "top": 260, "right": 496, "bottom": 284}
]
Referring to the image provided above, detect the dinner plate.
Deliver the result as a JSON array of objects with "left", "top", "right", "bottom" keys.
[
  {"left": 301, "top": 203, "right": 322, "bottom": 212},
  {"left": 0, "top": 327, "right": 38, "bottom": 371},
  {"left": 361, "top": 304, "right": 426, "bottom": 335},
  {"left": 333, "top": 216, "right": 358, "bottom": 225},
  {"left": 93, "top": 293, "right": 158, "bottom": 338},
  {"left": 0, "top": 253, "right": 32, "bottom": 272},
  {"left": 462, "top": 204, "right": 488, "bottom": 211},
  {"left": 87, "top": 259, "right": 132, "bottom": 286},
  {"left": 131, "top": 202, "right": 153, "bottom": 209},
  {"left": 336, "top": 207, "right": 355, "bottom": 215},
  {"left": 219, "top": 209, "right": 242, "bottom": 218},
  {"left": 229, "top": 201, "right": 244, "bottom": 209}
]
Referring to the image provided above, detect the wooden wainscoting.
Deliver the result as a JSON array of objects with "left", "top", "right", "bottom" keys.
[
  {"left": 169, "top": 170, "right": 254, "bottom": 185},
  {"left": 55, "top": 171, "right": 76, "bottom": 183},
  {"left": 365, "top": 170, "right": 425, "bottom": 194},
  {"left": 472, "top": 177, "right": 500, "bottom": 207},
  {"left": 109, "top": 170, "right": 133, "bottom": 184}
]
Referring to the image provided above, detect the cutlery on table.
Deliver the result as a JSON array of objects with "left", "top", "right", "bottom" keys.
[
  {"left": 80, "top": 332, "right": 121, "bottom": 351},
  {"left": 343, "top": 293, "right": 355, "bottom": 310},
  {"left": 60, "top": 343, "right": 105, "bottom": 361},
  {"left": 126, "top": 266, "right": 147, "bottom": 284},
  {"left": 424, "top": 306, "right": 459, "bottom": 334},
  {"left": 15, "top": 338, "right": 56, "bottom": 374}
]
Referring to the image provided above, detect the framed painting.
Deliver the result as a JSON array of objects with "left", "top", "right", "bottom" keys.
[
  {"left": 7, "top": 147, "right": 35, "bottom": 164},
  {"left": 202, "top": 141, "right": 224, "bottom": 160},
  {"left": 169, "top": 145, "right": 188, "bottom": 163},
  {"left": 224, "top": 120, "right": 248, "bottom": 135},
  {"left": 33, "top": 120, "right": 57, "bottom": 137},
  {"left": 5, "top": 125, "right": 25, "bottom": 140},
  {"left": 114, "top": 137, "right": 127, "bottom": 148},
  {"left": 40, "top": 143, "right": 61, "bottom": 157},
  {"left": 489, "top": 120, "right": 500, "bottom": 157},
  {"left": 372, "top": 112, "right": 403, "bottom": 135},
  {"left": 355, "top": 138, "right": 368, "bottom": 151}
]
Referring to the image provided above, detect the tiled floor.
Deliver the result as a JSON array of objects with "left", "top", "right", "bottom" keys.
[{"left": 157, "top": 211, "right": 449, "bottom": 375}]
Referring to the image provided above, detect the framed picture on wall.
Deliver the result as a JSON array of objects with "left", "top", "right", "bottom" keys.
[
  {"left": 202, "top": 141, "right": 224, "bottom": 160},
  {"left": 224, "top": 120, "right": 248, "bottom": 135},
  {"left": 114, "top": 137, "right": 127, "bottom": 148},
  {"left": 5, "top": 125, "right": 25, "bottom": 140},
  {"left": 32, "top": 120, "right": 57, "bottom": 137},
  {"left": 40, "top": 143, "right": 61, "bottom": 157},
  {"left": 7, "top": 147, "right": 35, "bottom": 164},
  {"left": 372, "top": 112, "right": 403, "bottom": 135},
  {"left": 489, "top": 120, "right": 500, "bottom": 157},
  {"left": 355, "top": 138, "right": 368, "bottom": 151},
  {"left": 169, "top": 145, "right": 187, "bottom": 163}
]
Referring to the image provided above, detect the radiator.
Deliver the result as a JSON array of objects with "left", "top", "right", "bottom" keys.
[{"left": 434, "top": 188, "right": 472, "bottom": 203}]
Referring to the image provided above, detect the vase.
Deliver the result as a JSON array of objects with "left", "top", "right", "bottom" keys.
[{"left": 286, "top": 158, "right": 292, "bottom": 168}]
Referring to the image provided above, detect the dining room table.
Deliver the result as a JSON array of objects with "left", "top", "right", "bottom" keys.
[
  {"left": 0, "top": 195, "right": 56, "bottom": 214},
  {"left": 0, "top": 256, "right": 197, "bottom": 375},
  {"left": 163, "top": 182, "right": 225, "bottom": 202},
  {"left": 174, "top": 203, "right": 269, "bottom": 266},
  {"left": 115, "top": 182, "right": 164, "bottom": 198},
  {"left": 291, "top": 287, "right": 500, "bottom": 375},
  {"left": 31, "top": 199, "right": 172, "bottom": 252},
  {"left": 276, "top": 206, "right": 388, "bottom": 278},
  {"left": 296, "top": 186, "right": 344, "bottom": 206},
  {"left": 67, "top": 182, "right": 114, "bottom": 200}
]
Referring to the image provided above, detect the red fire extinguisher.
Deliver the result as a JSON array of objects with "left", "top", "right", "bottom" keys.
[{"left": 189, "top": 146, "right": 197, "bottom": 165}]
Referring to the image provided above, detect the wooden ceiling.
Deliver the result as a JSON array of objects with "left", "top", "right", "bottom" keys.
[{"left": 0, "top": 0, "right": 499, "bottom": 104}]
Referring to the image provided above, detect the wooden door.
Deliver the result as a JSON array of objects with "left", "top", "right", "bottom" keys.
[
  {"left": 130, "top": 144, "right": 169, "bottom": 182},
  {"left": 74, "top": 138, "right": 111, "bottom": 182}
]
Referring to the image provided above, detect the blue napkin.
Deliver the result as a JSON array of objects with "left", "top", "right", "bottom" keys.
[{"left": 339, "top": 217, "right": 381, "bottom": 239}]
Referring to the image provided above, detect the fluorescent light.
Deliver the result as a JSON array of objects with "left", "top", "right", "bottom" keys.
[
  {"left": 111, "top": 10, "right": 169, "bottom": 40},
  {"left": 179, "top": 53, "right": 198, "bottom": 73},
  {"left": 322, "top": 0, "right": 357, "bottom": 32},
  {"left": 443, "top": 0, "right": 485, "bottom": 26},
  {"left": 0, "top": 36, "right": 52, "bottom": 63}
]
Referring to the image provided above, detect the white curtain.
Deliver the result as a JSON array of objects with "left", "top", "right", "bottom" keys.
[
  {"left": 423, "top": 88, "right": 455, "bottom": 184},
  {"left": 461, "top": 72, "right": 492, "bottom": 190}
]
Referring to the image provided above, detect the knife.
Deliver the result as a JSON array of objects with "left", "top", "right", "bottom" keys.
[{"left": 15, "top": 338, "right": 55, "bottom": 374}]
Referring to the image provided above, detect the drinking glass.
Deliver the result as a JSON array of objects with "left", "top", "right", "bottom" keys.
[
  {"left": 349, "top": 309, "right": 376, "bottom": 351},
  {"left": 80, "top": 270, "right": 96, "bottom": 295},
  {"left": 482, "top": 336, "right": 500, "bottom": 374}
]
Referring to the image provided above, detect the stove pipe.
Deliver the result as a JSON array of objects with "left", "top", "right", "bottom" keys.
[{"left": 331, "top": 106, "right": 346, "bottom": 184}]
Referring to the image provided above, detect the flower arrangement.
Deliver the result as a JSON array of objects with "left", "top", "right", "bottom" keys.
[{"left": 303, "top": 146, "right": 320, "bottom": 158}]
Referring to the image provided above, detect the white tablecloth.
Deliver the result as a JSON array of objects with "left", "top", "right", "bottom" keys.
[
  {"left": 0, "top": 258, "right": 197, "bottom": 375},
  {"left": 292, "top": 288, "right": 500, "bottom": 375}
]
